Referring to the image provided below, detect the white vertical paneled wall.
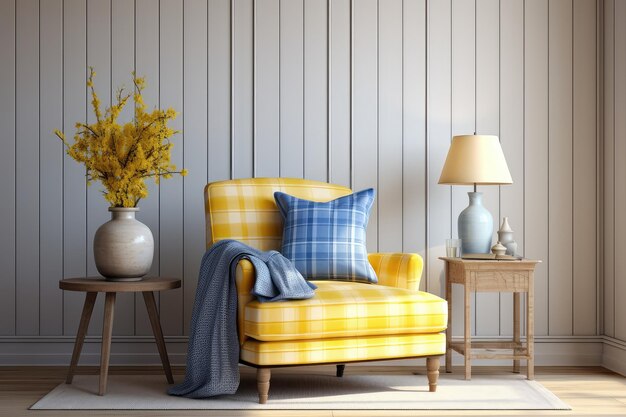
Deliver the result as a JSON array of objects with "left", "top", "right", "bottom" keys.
[
  {"left": 136, "top": 0, "right": 162, "bottom": 336},
  {"left": 524, "top": 0, "right": 549, "bottom": 338},
  {"left": 0, "top": 0, "right": 16, "bottom": 336},
  {"left": 85, "top": 0, "right": 111, "bottom": 338},
  {"left": 183, "top": 0, "right": 208, "bottom": 334},
  {"left": 158, "top": 0, "right": 184, "bottom": 336},
  {"left": 0, "top": 0, "right": 605, "bottom": 361},
  {"left": 548, "top": 0, "right": 574, "bottom": 336},
  {"left": 15, "top": 0, "right": 40, "bottom": 336},
  {"left": 426, "top": 0, "right": 450, "bottom": 301},
  {"left": 62, "top": 0, "right": 88, "bottom": 339},
  {"left": 499, "top": 0, "right": 524, "bottom": 336},
  {"left": 572, "top": 0, "right": 598, "bottom": 336},
  {"left": 39, "top": 0, "right": 64, "bottom": 336},
  {"left": 604, "top": 0, "right": 626, "bottom": 344},
  {"left": 111, "top": 0, "right": 136, "bottom": 337}
]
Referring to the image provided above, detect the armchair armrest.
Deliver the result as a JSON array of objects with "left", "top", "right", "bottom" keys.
[
  {"left": 368, "top": 253, "right": 423, "bottom": 291},
  {"left": 235, "top": 259, "right": 256, "bottom": 346}
]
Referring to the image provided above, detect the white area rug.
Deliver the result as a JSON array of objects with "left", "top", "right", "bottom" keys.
[{"left": 31, "top": 373, "right": 570, "bottom": 410}]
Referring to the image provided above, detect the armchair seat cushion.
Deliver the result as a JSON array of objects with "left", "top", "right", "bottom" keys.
[
  {"left": 244, "top": 281, "right": 447, "bottom": 342},
  {"left": 241, "top": 333, "right": 446, "bottom": 366}
]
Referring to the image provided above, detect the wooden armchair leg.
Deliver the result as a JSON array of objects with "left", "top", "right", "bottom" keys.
[
  {"left": 426, "top": 356, "right": 440, "bottom": 392},
  {"left": 336, "top": 364, "right": 346, "bottom": 377},
  {"left": 257, "top": 368, "right": 271, "bottom": 404}
]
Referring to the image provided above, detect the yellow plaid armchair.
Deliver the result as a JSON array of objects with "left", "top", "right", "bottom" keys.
[{"left": 204, "top": 178, "right": 447, "bottom": 403}]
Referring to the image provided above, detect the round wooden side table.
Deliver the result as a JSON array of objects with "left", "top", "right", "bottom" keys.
[{"left": 59, "top": 277, "right": 181, "bottom": 395}]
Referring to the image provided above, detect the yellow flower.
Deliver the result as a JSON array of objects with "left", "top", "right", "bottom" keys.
[{"left": 55, "top": 67, "right": 186, "bottom": 208}]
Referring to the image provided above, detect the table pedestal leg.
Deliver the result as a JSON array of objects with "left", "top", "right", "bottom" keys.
[
  {"left": 99, "top": 292, "right": 116, "bottom": 396},
  {"left": 66, "top": 292, "right": 97, "bottom": 384},
  {"left": 143, "top": 291, "right": 174, "bottom": 384}
]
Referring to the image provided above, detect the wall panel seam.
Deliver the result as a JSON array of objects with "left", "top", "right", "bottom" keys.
[
  {"left": 158, "top": 0, "right": 162, "bottom": 292},
  {"left": 181, "top": 0, "right": 185, "bottom": 334},
  {"left": 596, "top": 0, "right": 603, "bottom": 335},
  {"left": 302, "top": 0, "right": 305, "bottom": 177},
  {"left": 85, "top": 0, "right": 88, "bottom": 327},
  {"left": 38, "top": 0, "right": 41, "bottom": 336},
  {"left": 13, "top": 0, "right": 17, "bottom": 337},
  {"left": 571, "top": 0, "right": 575, "bottom": 337},
  {"left": 474, "top": 0, "right": 477, "bottom": 132},
  {"left": 253, "top": 0, "right": 256, "bottom": 178},
  {"left": 210, "top": 1, "right": 211, "bottom": 184},
  {"left": 61, "top": 0, "right": 65, "bottom": 337},
  {"left": 547, "top": 0, "right": 550, "bottom": 336},
  {"left": 497, "top": 0, "right": 502, "bottom": 336},
  {"left": 424, "top": 0, "right": 429, "bottom": 290},
  {"left": 598, "top": 0, "right": 601, "bottom": 335},
  {"left": 326, "top": 0, "right": 330, "bottom": 182},
  {"left": 472, "top": 0, "right": 477, "bottom": 332},
  {"left": 522, "top": 0, "right": 526, "bottom": 336},
  {"left": 376, "top": 0, "right": 380, "bottom": 252},
  {"left": 401, "top": 0, "right": 404, "bottom": 253},
  {"left": 350, "top": 0, "right": 353, "bottom": 189},
  {"left": 279, "top": 0, "right": 282, "bottom": 177},
  {"left": 230, "top": 0, "right": 234, "bottom": 179},
  {"left": 450, "top": 0, "right": 453, "bottom": 246},
  {"left": 612, "top": 0, "right": 616, "bottom": 338},
  {"left": 522, "top": 0, "right": 525, "bottom": 261},
  {"left": 133, "top": 0, "right": 137, "bottom": 336}
]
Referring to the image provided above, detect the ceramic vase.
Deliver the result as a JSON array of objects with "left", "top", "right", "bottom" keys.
[
  {"left": 93, "top": 207, "right": 154, "bottom": 281},
  {"left": 458, "top": 192, "right": 493, "bottom": 254},
  {"left": 497, "top": 217, "right": 517, "bottom": 256},
  {"left": 497, "top": 217, "right": 514, "bottom": 243},
  {"left": 505, "top": 241, "right": 518, "bottom": 256}
]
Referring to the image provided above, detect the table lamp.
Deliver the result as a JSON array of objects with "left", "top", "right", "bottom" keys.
[{"left": 438, "top": 135, "right": 513, "bottom": 254}]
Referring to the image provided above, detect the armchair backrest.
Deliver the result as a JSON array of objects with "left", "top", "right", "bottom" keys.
[{"left": 204, "top": 177, "right": 352, "bottom": 251}]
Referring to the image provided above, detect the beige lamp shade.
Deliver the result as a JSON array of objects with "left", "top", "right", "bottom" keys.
[{"left": 438, "top": 135, "right": 513, "bottom": 185}]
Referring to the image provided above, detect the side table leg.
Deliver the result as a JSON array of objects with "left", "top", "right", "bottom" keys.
[
  {"left": 66, "top": 292, "right": 97, "bottom": 384},
  {"left": 99, "top": 292, "right": 116, "bottom": 396},
  {"left": 464, "top": 283, "right": 471, "bottom": 380},
  {"left": 527, "top": 273, "right": 535, "bottom": 380},
  {"left": 513, "top": 292, "right": 521, "bottom": 373},
  {"left": 143, "top": 291, "right": 174, "bottom": 384},
  {"left": 445, "top": 263, "right": 452, "bottom": 373}
]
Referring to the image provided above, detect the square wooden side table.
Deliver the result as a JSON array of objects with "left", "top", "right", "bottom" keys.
[{"left": 440, "top": 257, "right": 540, "bottom": 380}]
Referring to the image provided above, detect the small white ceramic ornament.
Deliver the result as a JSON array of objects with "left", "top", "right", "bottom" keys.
[
  {"left": 491, "top": 241, "right": 507, "bottom": 256},
  {"left": 498, "top": 217, "right": 518, "bottom": 256}
]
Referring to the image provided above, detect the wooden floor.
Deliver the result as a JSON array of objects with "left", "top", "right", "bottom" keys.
[{"left": 1, "top": 365, "right": 625, "bottom": 417}]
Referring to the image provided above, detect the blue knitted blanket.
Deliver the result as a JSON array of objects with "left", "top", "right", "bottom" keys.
[{"left": 167, "top": 239, "right": 316, "bottom": 398}]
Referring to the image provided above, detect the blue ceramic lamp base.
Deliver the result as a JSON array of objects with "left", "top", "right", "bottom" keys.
[{"left": 458, "top": 191, "right": 493, "bottom": 254}]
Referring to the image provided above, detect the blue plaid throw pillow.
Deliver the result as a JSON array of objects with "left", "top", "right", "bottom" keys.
[{"left": 274, "top": 188, "right": 377, "bottom": 283}]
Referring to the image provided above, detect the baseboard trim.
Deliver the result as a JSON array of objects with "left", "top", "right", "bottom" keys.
[
  {"left": 0, "top": 335, "right": 606, "bottom": 367},
  {"left": 602, "top": 336, "right": 626, "bottom": 376}
]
